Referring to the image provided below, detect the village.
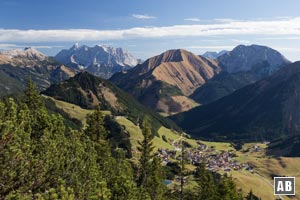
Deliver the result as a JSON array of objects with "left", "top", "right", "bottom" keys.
[{"left": 156, "top": 140, "right": 262, "bottom": 173}]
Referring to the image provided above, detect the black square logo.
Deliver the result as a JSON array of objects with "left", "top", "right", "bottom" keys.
[{"left": 274, "top": 177, "right": 295, "bottom": 195}]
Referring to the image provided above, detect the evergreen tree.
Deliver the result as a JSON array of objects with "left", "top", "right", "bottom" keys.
[
  {"left": 0, "top": 98, "right": 32, "bottom": 196},
  {"left": 225, "top": 176, "right": 243, "bottom": 200},
  {"left": 195, "top": 163, "right": 217, "bottom": 200},
  {"left": 137, "top": 121, "right": 154, "bottom": 188},
  {"left": 22, "top": 78, "right": 50, "bottom": 140},
  {"left": 137, "top": 121, "right": 167, "bottom": 200},
  {"left": 147, "top": 156, "right": 167, "bottom": 200},
  {"left": 107, "top": 149, "right": 138, "bottom": 200},
  {"left": 85, "top": 106, "right": 108, "bottom": 141},
  {"left": 179, "top": 139, "right": 187, "bottom": 200},
  {"left": 23, "top": 77, "right": 44, "bottom": 114}
]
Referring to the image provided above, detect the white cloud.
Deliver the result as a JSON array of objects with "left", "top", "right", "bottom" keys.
[
  {"left": 231, "top": 39, "right": 252, "bottom": 44},
  {"left": 1, "top": 17, "right": 300, "bottom": 43},
  {"left": 186, "top": 45, "right": 235, "bottom": 50},
  {"left": 259, "top": 36, "right": 300, "bottom": 40},
  {"left": 0, "top": 43, "right": 17, "bottom": 48},
  {"left": 274, "top": 47, "right": 300, "bottom": 52},
  {"left": 184, "top": 18, "right": 201, "bottom": 22},
  {"left": 132, "top": 14, "right": 156, "bottom": 19},
  {"left": 213, "top": 18, "right": 239, "bottom": 23},
  {"left": 0, "top": 43, "right": 64, "bottom": 50}
]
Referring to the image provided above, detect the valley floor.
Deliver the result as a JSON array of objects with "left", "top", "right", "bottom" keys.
[{"left": 50, "top": 96, "right": 300, "bottom": 200}]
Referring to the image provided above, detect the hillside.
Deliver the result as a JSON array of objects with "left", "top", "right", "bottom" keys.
[
  {"left": 171, "top": 61, "right": 300, "bottom": 141},
  {"left": 191, "top": 46, "right": 291, "bottom": 105},
  {"left": 42, "top": 72, "right": 180, "bottom": 134},
  {"left": 190, "top": 71, "right": 259, "bottom": 104},
  {"left": 45, "top": 97, "right": 300, "bottom": 200},
  {"left": 0, "top": 47, "right": 76, "bottom": 97},
  {"left": 55, "top": 44, "right": 138, "bottom": 78},
  {"left": 110, "top": 49, "right": 220, "bottom": 114}
]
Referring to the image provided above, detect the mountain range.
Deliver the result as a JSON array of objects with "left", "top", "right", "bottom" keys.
[
  {"left": 1, "top": 44, "right": 290, "bottom": 113},
  {"left": 110, "top": 49, "right": 220, "bottom": 114},
  {"left": 190, "top": 45, "right": 291, "bottom": 104},
  {"left": 42, "top": 72, "right": 180, "bottom": 134},
  {"left": 0, "top": 47, "right": 76, "bottom": 97},
  {"left": 55, "top": 44, "right": 138, "bottom": 79},
  {"left": 171, "top": 61, "right": 300, "bottom": 142},
  {"left": 0, "top": 43, "right": 295, "bottom": 145},
  {"left": 110, "top": 45, "right": 290, "bottom": 113}
]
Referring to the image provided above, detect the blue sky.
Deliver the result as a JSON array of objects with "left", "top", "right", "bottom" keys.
[{"left": 1, "top": 0, "right": 300, "bottom": 61}]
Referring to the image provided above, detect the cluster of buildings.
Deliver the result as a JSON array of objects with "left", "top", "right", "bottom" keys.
[{"left": 157, "top": 141, "right": 254, "bottom": 173}]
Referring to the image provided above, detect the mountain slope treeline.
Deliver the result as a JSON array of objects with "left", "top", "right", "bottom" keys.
[
  {"left": 0, "top": 81, "right": 256, "bottom": 199},
  {"left": 42, "top": 72, "right": 181, "bottom": 134}
]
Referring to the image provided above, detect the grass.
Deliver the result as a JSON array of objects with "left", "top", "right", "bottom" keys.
[
  {"left": 230, "top": 170, "right": 277, "bottom": 200},
  {"left": 116, "top": 116, "right": 181, "bottom": 151},
  {"left": 44, "top": 95, "right": 111, "bottom": 126},
  {"left": 115, "top": 116, "right": 143, "bottom": 149},
  {"left": 228, "top": 143, "right": 300, "bottom": 200},
  {"left": 199, "top": 140, "right": 234, "bottom": 151},
  {"left": 177, "top": 140, "right": 300, "bottom": 200},
  {"left": 43, "top": 97, "right": 300, "bottom": 200}
]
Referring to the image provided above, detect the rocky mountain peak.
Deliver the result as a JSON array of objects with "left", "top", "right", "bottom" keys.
[
  {"left": 217, "top": 44, "right": 291, "bottom": 74},
  {"left": 73, "top": 42, "right": 80, "bottom": 48},
  {"left": 110, "top": 48, "right": 220, "bottom": 113},
  {"left": 2, "top": 47, "right": 46, "bottom": 60},
  {"left": 0, "top": 47, "right": 49, "bottom": 66},
  {"left": 55, "top": 44, "right": 138, "bottom": 78}
]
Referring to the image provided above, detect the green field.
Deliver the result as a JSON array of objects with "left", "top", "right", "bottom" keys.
[
  {"left": 45, "top": 95, "right": 110, "bottom": 126},
  {"left": 49, "top": 97, "right": 300, "bottom": 200},
  {"left": 229, "top": 143, "right": 300, "bottom": 200}
]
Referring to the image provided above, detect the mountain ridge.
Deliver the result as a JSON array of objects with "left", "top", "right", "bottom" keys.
[
  {"left": 42, "top": 71, "right": 181, "bottom": 133},
  {"left": 55, "top": 44, "right": 138, "bottom": 78},
  {"left": 217, "top": 44, "right": 291, "bottom": 74},
  {"left": 110, "top": 49, "right": 220, "bottom": 113},
  {"left": 190, "top": 45, "right": 291, "bottom": 104},
  {"left": 171, "top": 61, "right": 300, "bottom": 141},
  {"left": 0, "top": 47, "right": 76, "bottom": 96}
]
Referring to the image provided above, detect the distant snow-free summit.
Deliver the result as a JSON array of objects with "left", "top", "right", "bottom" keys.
[
  {"left": 55, "top": 44, "right": 138, "bottom": 78},
  {"left": 202, "top": 50, "right": 228, "bottom": 59}
]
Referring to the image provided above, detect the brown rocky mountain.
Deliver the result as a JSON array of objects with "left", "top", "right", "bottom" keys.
[
  {"left": 110, "top": 49, "right": 220, "bottom": 114},
  {"left": 0, "top": 47, "right": 77, "bottom": 96}
]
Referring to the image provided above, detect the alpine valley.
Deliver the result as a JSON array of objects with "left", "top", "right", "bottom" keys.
[{"left": 2, "top": 43, "right": 300, "bottom": 200}]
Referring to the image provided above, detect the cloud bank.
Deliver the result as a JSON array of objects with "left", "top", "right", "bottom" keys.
[{"left": 1, "top": 17, "right": 300, "bottom": 42}]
